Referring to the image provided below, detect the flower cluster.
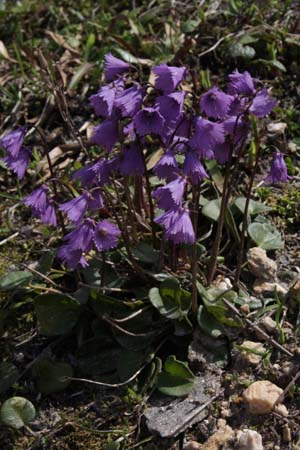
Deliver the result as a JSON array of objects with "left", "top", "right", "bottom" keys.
[{"left": 0, "top": 54, "right": 286, "bottom": 270}]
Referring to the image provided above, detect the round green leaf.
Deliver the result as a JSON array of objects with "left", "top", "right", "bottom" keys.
[
  {"left": 157, "top": 355, "right": 195, "bottom": 397},
  {"left": 35, "top": 293, "right": 81, "bottom": 336},
  {"left": 0, "top": 271, "right": 33, "bottom": 292},
  {"left": 0, "top": 397, "right": 36, "bottom": 429},
  {"left": 248, "top": 222, "right": 284, "bottom": 250},
  {"left": 33, "top": 359, "right": 73, "bottom": 394}
]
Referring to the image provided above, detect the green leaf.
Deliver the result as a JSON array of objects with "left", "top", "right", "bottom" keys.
[
  {"left": 157, "top": 355, "right": 195, "bottom": 397},
  {"left": 229, "top": 42, "right": 256, "bottom": 59},
  {"left": 35, "top": 293, "right": 81, "bottom": 336},
  {"left": 201, "top": 199, "right": 222, "bottom": 221},
  {"left": 117, "top": 349, "right": 152, "bottom": 381},
  {"left": 114, "top": 48, "right": 152, "bottom": 66},
  {"left": 33, "top": 359, "right": 73, "bottom": 394},
  {"left": 234, "top": 197, "right": 272, "bottom": 216},
  {"left": 0, "top": 362, "right": 18, "bottom": 394},
  {"left": 35, "top": 251, "right": 55, "bottom": 275},
  {"left": 104, "top": 442, "right": 120, "bottom": 450},
  {"left": 0, "top": 397, "right": 36, "bottom": 429},
  {"left": 248, "top": 222, "right": 284, "bottom": 250},
  {"left": 149, "top": 278, "right": 191, "bottom": 320},
  {"left": 132, "top": 242, "right": 159, "bottom": 265},
  {"left": 0, "top": 271, "right": 33, "bottom": 291},
  {"left": 197, "top": 305, "right": 224, "bottom": 338}
]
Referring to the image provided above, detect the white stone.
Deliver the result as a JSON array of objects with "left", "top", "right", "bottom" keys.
[
  {"left": 260, "top": 316, "right": 277, "bottom": 333},
  {"left": 238, "top": 429, "right": 264, "bottom": 450},
  {"left": 267, "top": 122, "right": 287, "bottom": 135},
  {"left": 240, "top": 341, "right": 266, "bottom": 365},
  {"left": 243, "top": 380, "right": 283, "bottom": 414},
  {"left": 253, "top": 280, "right": 287, "bottom": 298},
  {"left": 184, "top": 441, "right": 201, "bottom": 450},
  {"left": 247, "top": 247, "right": 277, "bottom": 281},
  {"left": 274, "top": 403, "right": 289, "bottom": 416}
]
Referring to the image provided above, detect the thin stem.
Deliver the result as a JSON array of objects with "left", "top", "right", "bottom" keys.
[
  {"left": 234, "top": 143, "right": 261, "bottom": 285},
  {"left": 191, "top": 186, "right": 200, "bottom": 316},
  {"left": 141, "top": 148, "right": 157, "bottom": 248}
]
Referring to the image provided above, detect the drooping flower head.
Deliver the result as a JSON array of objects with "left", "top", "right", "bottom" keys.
[
  {"left": 93, "top": 157, "right": 119, "bottom": 186},
  {"left": 23, "top": 185, "right": 49, "bottom": 212},
  {"left": 133, "top": 107, "right": 165, "bottom": 137},
  {"left": 59, "top": 193, "right": 90, "bottom": 224},
  {"left": 156, "top": 92, "right": 185, "bottom": 127},
  {"left": 104, "top": 53, "right": 130, "bottom": 82},
  {"left": 183, "top": 152, "right": 208, "bottom": 185},
  {"left": 40, "top": 200, "right": 57, "bottom": 227},
  {"left": 189, "top": 117, "right": 225, "bottom": 158},
  {"left": 266, "top": 152, "right": 289, "bottom": 184},
  {"left": 57, "top": 245, "right": 89, "bottom": 270},
  {"left": 62, "top": 218, "right": 95, "bottom": 252},
  {"left": 223, "top": 116, "right": 249, "bottom": 145},
  {"left": 200, "top": 87, "right": 233, "bottom": 119},
  {"left": 0, "top": 127, "right": 26, "bottom": 158},
  {"left": 249, "top": 87, "right": 277, "bottom": 118},
  {"left": 93, "top": 220, "right": 121, "bottom": 251},
  {"left": 91, "top": 118, "right": 119, "bottom": 152},
  {"left": 153, "top": 176, "right": 186, "bottom": 210},
  {"left": 152, "top": 64, "right": 187, "bottom": 94},
  {"left": 114, "top": 85, "right": 144, "bottom": 118},
  {"left": 153, "top": 150, "right": 178, "bottom": 180},
  {"left": 3, "top": 146, "right": 31, "bottom": 180},
  {"left": 155, "top": 207, "right": 195, "bottom": 244},
  {"left": 89, "top": 78, "right": 124, "bottom": 117},
  {"left": 228, "top": 69, "right": 256, "bottom": 95},
  {"left": 119, "top": 144, "right": 144, "bottom": 176},
  {"left": 213, "top": 142, "right": 231, "bottom": 164}
]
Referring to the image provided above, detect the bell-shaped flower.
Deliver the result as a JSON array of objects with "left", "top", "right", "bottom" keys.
[
  {"left": 0, "top": 127, "right": 26, "bottom": 158},
  {"left": 91, "top": 118, "right": 119, "bottom": 152},
  {"left": 93, "top": 220, "right": 121, "bottom": 251},
  {"left": 228, "top": 69, "right": 256, "bottom": 95},
  {"left": 189, "top": 117, "right": 225, "bottom": 156},
  {"left": 200, "top": 87, "right": 233, "bottom": 119},
  {"left": 266, "top": 152, "right": 290, "bottom": 184},
  {"left": 153, "top": 176, "right": 186, "bottom": 210},
  {"left": 153, "top": 150, "right": 178, "bottom": 180},
  {"left": 249, "top": 88, "right": 277, "bottom": 118},
  {"left": 183, "top": 152, "right": 208, "bottom": 185},
  {"left": 104, "top": 53, "right": 130, "bottom": 81},
  {"left": 3, "top": 146, "right": 31, "bottom": 179},
  {"left": 133, "top": 107, "right": 165, "bottom": 137},
  {"left": 114, "top": 85, "right": 144, "bottom": 118},
  {"left": 119, "top": 144, "right": 144, "bottom": 176},
  {"left": 152, "top": 64, "right": 186, "bottom": 94}
]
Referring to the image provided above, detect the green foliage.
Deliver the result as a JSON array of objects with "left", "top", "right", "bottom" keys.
[
  {"left": 248, "top": 222, "right": 284, "bottom": 250},
  {"left": 0, "top": 362, "right": 18, "bottom": 394},
  {"left": 32, "top": 359, "right": 73, "bottom": 394},
  {"left": 149, "top": 278, "right": 191, "bottom": 320},
  {"left": 0, "top": 396, "right": 36, "bottom": 429},
  {"left": 157, "top": 355, "right": 195, "bottom": 397},
  {"left": 0, "top": 271, "right": 32, "bottom": 291}
]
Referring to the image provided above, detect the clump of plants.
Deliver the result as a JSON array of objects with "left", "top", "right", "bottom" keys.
[{"left": 0, "top": 54, "right": 290, "bottom": 419}]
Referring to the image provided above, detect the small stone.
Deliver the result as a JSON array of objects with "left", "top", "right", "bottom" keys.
[
  {"left": 287, "top": 141, "right": 297, "bottom": 153},
  {"left": 281, "top": 361, "right": 294, "bottom": 376},
  {"left": 184, "top": 441, "right": 201, "bottom": 450},
  {"left": 260, "top": 316, "right": 277, "bottom": 334},
  {"left": 240, "top": 341, "right": 266, "bottom": 365},
  {"left": 294, "top": 347, "right": 300, "bottom": 356},
  {"left": 253, "top": 280, "right": 287, "bottom": 298},
  {"left": 248, "top": 247, "right": 277, "bottom": 281},
  {"left": 274, "top": 403, "right": 289, "bottom": 417},
  {"left": 200, "top": 423, "right": 234, "bottom": 450},
  {"left": 241, "top": 304, "right": 250, "bottom": 315},
  {"left": 267, "top": 122, "right": 287, "bottom": 135},
  {"left": 243, "top": 380, "right": 283, "bottom": 414},
  {"left": 238, "top": 429, "right": 263, "bottom": 450},
  {"left": 213, "top": 276, "right": 233, "bottom": 291},
  {"left": 282, "top": 424, "right": 292, "bottom": 442}
]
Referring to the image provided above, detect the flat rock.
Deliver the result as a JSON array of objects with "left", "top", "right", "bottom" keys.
[
  {"left": 144, "top": 373, "right": 221, "bottom": 438},
  {"left": 253, "top": 280, "right": 287, "bottom": 298},
  {"left": 237, "top": 429, "right": 263, "bottom": 450},
  {"left": 239, "top": 340, "right": 266, "bottom": 365},
  {"left": 243, "top": 380, "right": 283, "bottom": 414},
  {"left": 247, "top": 247, "right": 277, "bottom": 281}
]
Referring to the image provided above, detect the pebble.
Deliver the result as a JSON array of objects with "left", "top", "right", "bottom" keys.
[
  {"left": 243, "top": 380, "right": 283, "bottom": 414},
  {"left": 260, "top": 316, "right": 277, "bottom": 334},
  {"left": 253, "top": 280, "right": 287, "bottom": 298},
  {"left": 200, "top": 421, "right": 234, "bottom": 450},
  {"left": 184, "top": 441, "right": 201, "bottom": 450},
  {"left": 274, "top": 403, "right": 289, "bottom": 417},
  {"left": 240, "top": 340, "right": 266, "bottom": 365},
  {"left": 237, "top": 429, "right": 263, "bottom": 450},
  {"left": 282, "top": 424, "right": 292, "bottom": 443},
  {"left": 247, "top": 247, "right": 277, "bottom": 281}
]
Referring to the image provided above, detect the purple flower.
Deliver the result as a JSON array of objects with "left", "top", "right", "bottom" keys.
[
  {"left": 183, "top": 152, "right": 208, "bottom": 185},
  {"left": 104, "top": 53, "right": 130, "bottom": 82},
  {"left": 93, "top": 157, "right": 119, "bottom": 186},
  {"left": 91, "top": 118, "right": 119, "bottom": 152},
  {"left": 223, "top": 116, "right": 249, "bottom": 144},
  {"left": 93, "top": 220, "right": 121, "bottom": 251},
  {"left": 23, "top": 185, "right": 49, "bottom": 212},
  {"left": 133, "top": 107, "right": 165, "bottom": 136},
  {"left": 62, "top": 219, "right": 95, "bottom": 252},
  {"left": 200, "top": 87, "right": 233, "bottom": 119},
  {"left": 114, "top": 85, "right": 144, "bottom": 118},
  {"left": 88, "top": 188, "right": 104, "bottom": 211},
  {"left": 153, "top": 177, "right": 186, "bottom": 210},
  {"left": 57, "top": 245, "right": 88, "bottom": 269},
  {"left": 266, "top": 152, "right": 289, "bottom": 184},
  {"left": 155, "top": 207, "right": 195, "bottom": 244},
  {"left": 3, "top": 146, "right": 31, "bottom": 179},
  {"left": 213, "top": 142, "right": 230, "bottom": 164},
  {"left": 90, "top": 79, "right": 124, "bottom": 117},
  {"left": 72, "top": 163, "right": 98, "bottom": 187},
  {"left": 120, "top": 145, "right": 144, "bottom": 176},
  {"left": 189, "top": 117, "right": 225, "bottom": 157},
  {"left": 0, "top": 127, "right": 26, "bottom": 157},
  {"left": 228, "top": 69, "right": 256, "bottom": 95},
  {"left": 40, "top": 201, "right": 57, "bottom": 227},
  {"left": 123, "top": 121, "right": 136, "bottom": 140},
  {"left": 227, "top": 95, "right": 247, "bottom": 116},
  {"left": 249, "top": 88, "right": 277, "bottom": 117},
  {"left": 153, "top": 150, "right": 178, "bottom": 180},
  {"left": 59, "top": 194, "right": 89, "bottom": 224},
  {"left": 171, "top": 136, "right": 188, "bottom": 153},
  {"left": 156, "top": 92, "right": 185, "bottom": 126},
  {"left": 152, "top": 64, "right": 186, "bottom": 94},
  {"left": 166, "top": 207, "right": 195, "bottom": 244}
]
